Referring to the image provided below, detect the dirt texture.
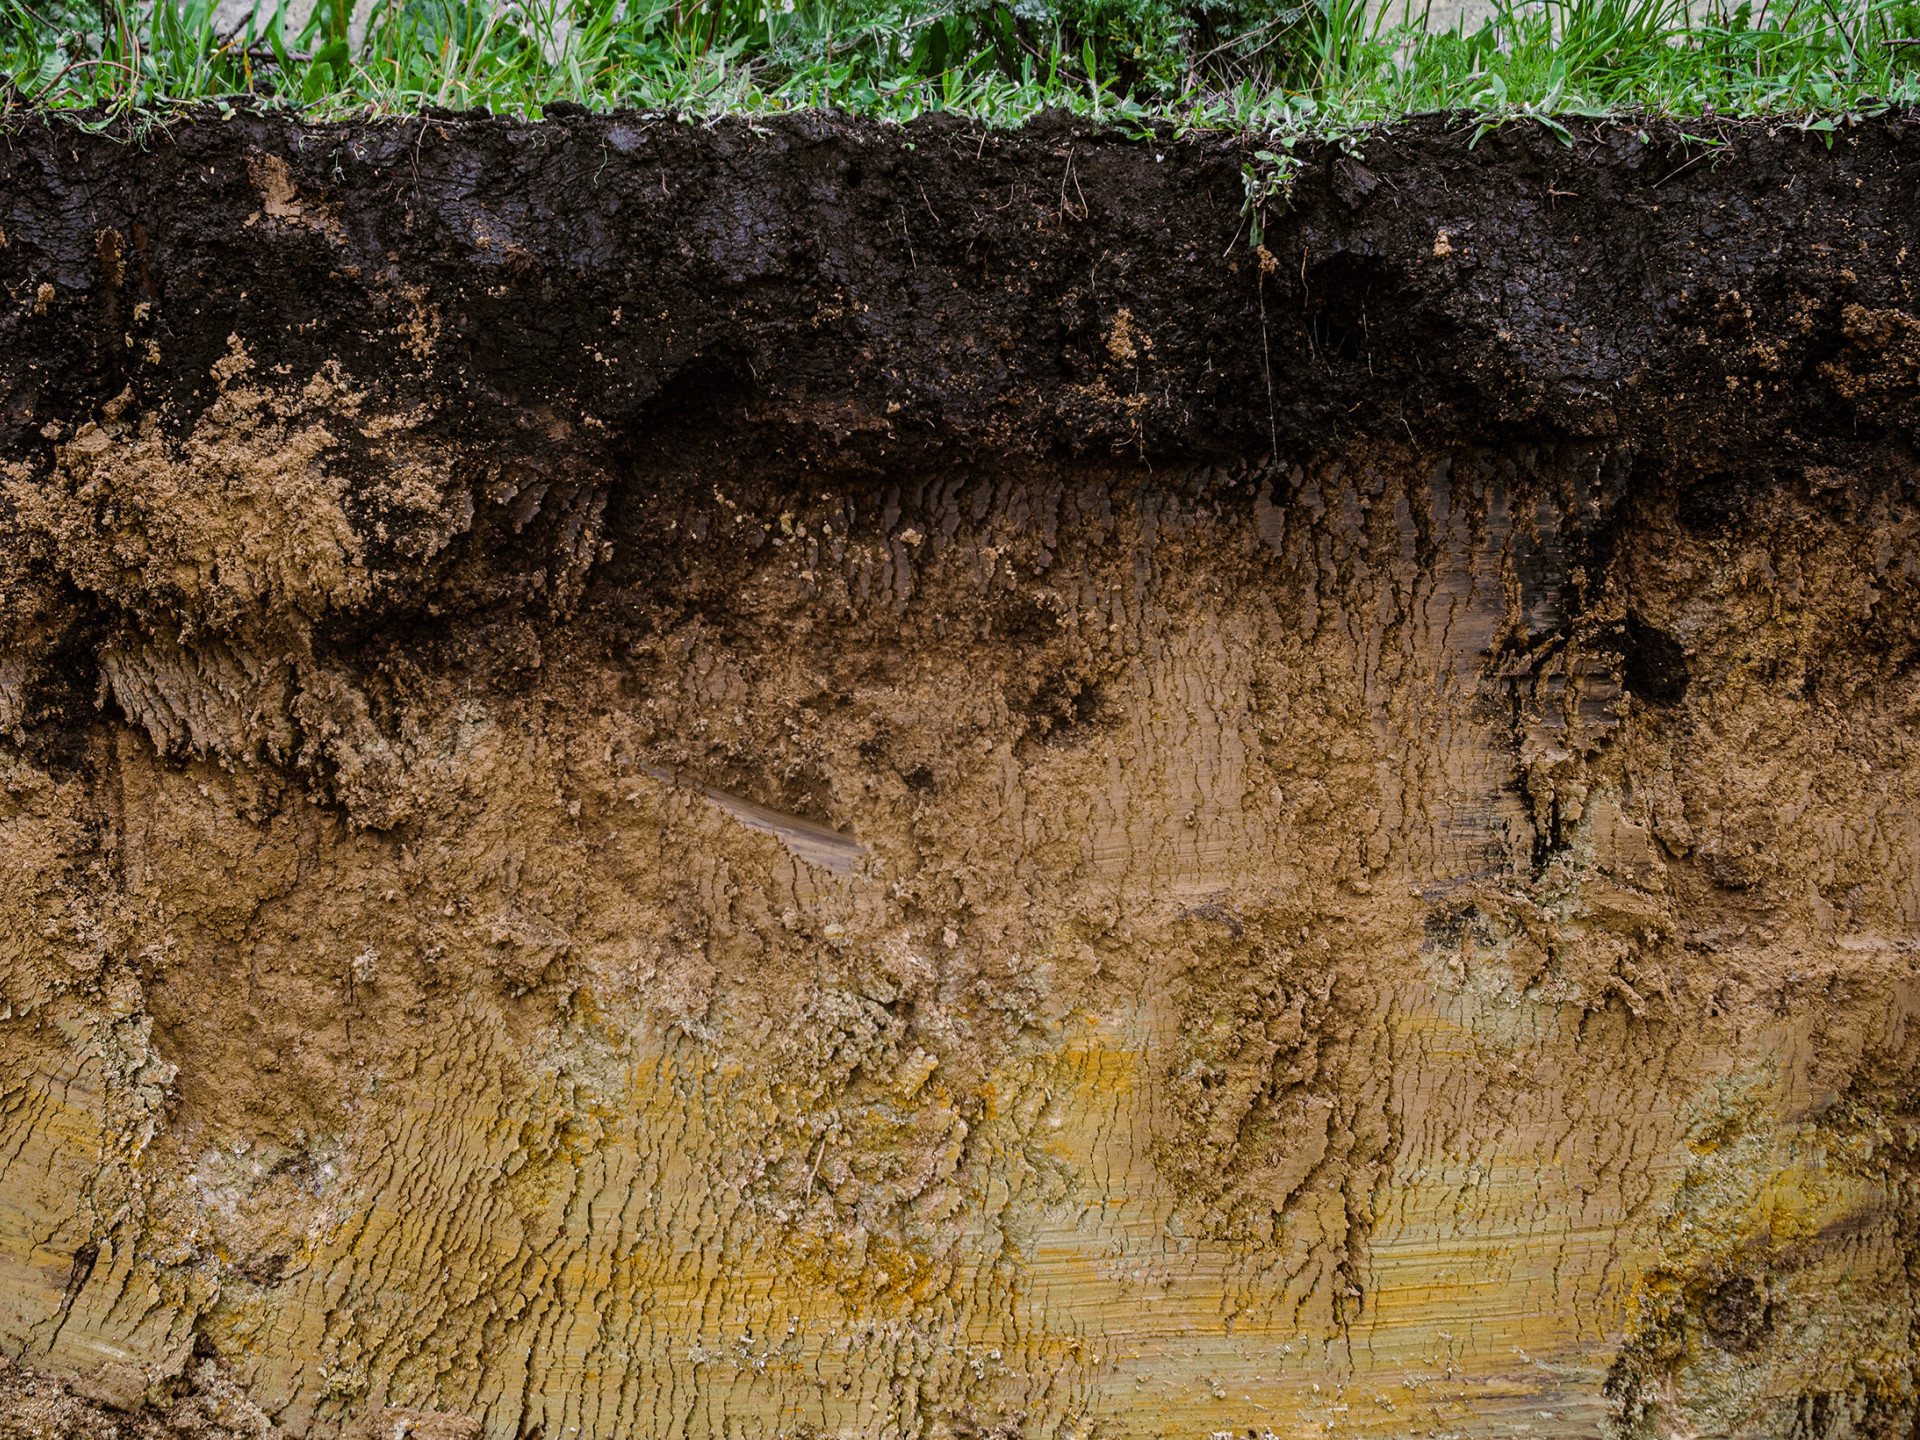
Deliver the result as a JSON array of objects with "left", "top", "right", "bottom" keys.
[{"left": 1, "top": 107, "right": 1918, "bottom": 1439}]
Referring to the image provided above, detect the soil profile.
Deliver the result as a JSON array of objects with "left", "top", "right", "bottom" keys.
[{"left": 1, "top": 108, "right": 1917, "bottom": 1439}]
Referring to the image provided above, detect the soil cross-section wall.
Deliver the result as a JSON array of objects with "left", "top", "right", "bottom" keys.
[{"left": 1, "top": 108, "right": 1918, "bottom": 1440}]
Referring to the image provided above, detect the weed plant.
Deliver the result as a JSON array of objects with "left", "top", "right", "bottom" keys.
[{"left": 2, "top": 0, "right": 1917, "bottom": 131}]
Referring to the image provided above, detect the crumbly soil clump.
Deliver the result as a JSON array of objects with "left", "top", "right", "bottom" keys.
[{"left": 0, "top": 109, "right": 1918, "bottom": 1439}]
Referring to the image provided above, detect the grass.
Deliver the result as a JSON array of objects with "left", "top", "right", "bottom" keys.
[{"left": 2, "top": 0, "right": 1918, "bottom": 133}]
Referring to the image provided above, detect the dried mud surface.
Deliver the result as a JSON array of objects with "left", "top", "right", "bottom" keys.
[{"left": 1, "top": 109, "right": 1918, "bottom": 1439}]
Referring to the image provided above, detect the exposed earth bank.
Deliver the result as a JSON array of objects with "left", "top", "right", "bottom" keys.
[{"left": 1, "top": 107, "right": 1918, "bottom": 1439}]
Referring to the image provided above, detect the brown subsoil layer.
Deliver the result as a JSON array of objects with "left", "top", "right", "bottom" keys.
[{"left": 1, "top": 109, "right": 1918, "bottom": 1439}]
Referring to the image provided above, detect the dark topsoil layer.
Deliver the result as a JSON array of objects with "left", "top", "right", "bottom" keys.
[
  {"left": 7, "top": 108, "right": 1920, "bottom": 460},
  {"left": 3, "top": 107, "right": 1920, "bottom": 761}
]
